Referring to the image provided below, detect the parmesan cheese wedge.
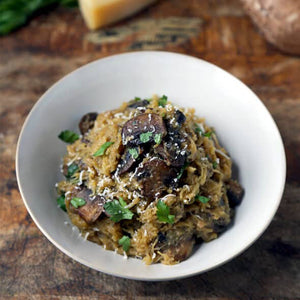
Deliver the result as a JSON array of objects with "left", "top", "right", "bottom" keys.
[{"left": 79, "top": 0, "right": 157, "bottom": 30}]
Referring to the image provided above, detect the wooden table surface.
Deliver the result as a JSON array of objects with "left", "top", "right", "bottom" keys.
[{"left": 1, "top": 0, "right": 299, "bottom": 299}]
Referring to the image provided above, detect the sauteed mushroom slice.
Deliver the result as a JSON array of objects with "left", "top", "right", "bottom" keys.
[
  {"left": 79, "top": 112, "right": 98, "bottom": 135},
  {"left": 166, "top": 236, "right": 195, "bottom": 262},
  {"left": 135, "top": 157, "right": 177, "bottom": 200},
  {"left": 154, "top": 110, "right": 187, "bottom": 168},
  {"left": 122, "top": 113, "right": 166, "bottom": 145},
  {"left": 174, "top": 110, "right": 186, "bottom": 126},
  {"left": 155, "top": 141, "right": 186, "bottom": 168},
  {"left": 165, "top": 110, "right": 186, "bottom": 135},
  {"left": 62, "top": 164, "right": 69, "bottom": 177},
  {"left": 156, "top": 229, "right": 195, "bottom": 262},
  {"left": 71, "top": 187, "right": 105, "bottom": 224},
  {"left": 127, "top": 99, "right": 150, "bottom": 108},
  {"left": 226, "top": 179, "right": 244, "bottom": 207},
  {"left": 212, "top": 217, "right": 231, "bottom": 233},
  {"left": 118, "top": 146, "right": 144, "bottom": 175}
]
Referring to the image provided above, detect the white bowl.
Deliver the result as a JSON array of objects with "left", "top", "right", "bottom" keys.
[{"left": 16, "top": 51, "right": 286, "bottom": 281}]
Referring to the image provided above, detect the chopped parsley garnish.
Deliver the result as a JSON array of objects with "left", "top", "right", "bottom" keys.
[
  {"left": 58, "top": 130, "right": 79, "bottom": 143},
  {"left": 194, "top": 124, "right": 213, "bottom": 138},
  {"left": 156, "top": 200, "right": 175, "bottom": 224},
  {"left": 70, "top": 197, "right": 86, "bottom": 208},
  {"left": 128, "top": 148, "right": 139, "bottom": 160},
  {"left": 158, "top": 95, "right": 168, "bottom": 107},
  {"left": 154, "top": 133, "right": 162, "bottom": 145},
  {"left": 194, "top": 124, "right": 203, "bottom": 134},
  {"left": 203, "top": 131, "right": 213, "bottom": 138},
  {"left": 93, "top": 141, "right": 114, "bottom": 157},
  {"left": 56, "top": 195, "right": 66, "bottom": 212},
  {"left": 139, "top": 132, "right": 153, "bottom": 143},
  {"left": 212, "top": 161, "right": 218, "bottom": 169},
  {"left": 134, "top": 97, "right": 141, "bottom": 101},
  {"left": 66, "top": 163, "right": 79, "bottom": 178},
  {"left": 119, "top": 236, "right": 131, "bottom": 252},
  {"left": 104, "top": 197, "right": 134, "bottom": 222},
  {"left": 177, "top": 162, "right": 189, "bottom": 180},
  {"left": 119, "top": 197, "right": 127, "bottom": 207},
  {"left": 195, "top": 195, "right": 210, "bottom": 204}
]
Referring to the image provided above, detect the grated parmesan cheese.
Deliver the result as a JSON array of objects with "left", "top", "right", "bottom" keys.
[
  {"left": 84, "top": 232, "right": 90, "bottom": 241},
  {"left": 215, "top": 149, "right": 230, "bottom": 160},
  {"left": 78, "top": 170, "right": 85, "bottom": 185}
]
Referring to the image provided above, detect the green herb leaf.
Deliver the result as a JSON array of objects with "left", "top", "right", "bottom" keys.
[
  {"left": 156, "top": 200, "right": 175, "bottom": 224},
  {"left": 56, "top": 195, "right": 66, "bottom": 212},
  {"left": 139, "top": 132, "right": 152, "bottom": 143},
  {"left": 134, "top": 97, "right": 141, "bottom": 101},
  {"left": 194, "top": 124, "right": 203, "bottom": 135},
  {"left": 66, "top": 163, "right": 78, "bottom": 178},
  {"left": 203, "top": 131, "right": 213, "bottom": 138},
  {"left": 93, "top": 141, "right": 114, "bottom": 157},
  {"left": 194, "top": 124, "right": 213, "bottom": 138},
  {"left": 212, "top": 161, "right": 218, "bottom": 169},
  {"left": 118, "top": 197, "right": 127, "bottom": 207},
  {"left": 71, "top": 197, "right": 86, "bottom": 208},
  {"left": 177, "top": 162, "right": 189, "bottom": 180},
  {"left": 104, "top": 199, "right": 134, "bottom": 222},
  {"left": 154, "top": 133, "right": 162, "bottom": 145},
  {"left": 195, "top": 195, "right": 210, "bottom": 204},
  {"left": 128, "top": 148, "right": 139, "bottom": 159},
  {"left": 58, "top": 130, "right": 79, "bottom": 143},
  {"left": 0, "top": 0, "right": 77, "bottom": 36},
  {"left": 119, "top": 236, "right": 131, "bottom": 252},
  {"left": 158, "top": 95, "right": 168, "bottom": 107}
]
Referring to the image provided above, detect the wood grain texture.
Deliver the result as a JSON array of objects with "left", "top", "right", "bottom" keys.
[{"left": 0, "top": 0, "right": 299, "bottom": 299}]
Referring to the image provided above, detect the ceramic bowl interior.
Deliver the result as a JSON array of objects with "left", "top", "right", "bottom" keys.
[{"left": 16, "top": 51, "right": 286, "bottom": 281}]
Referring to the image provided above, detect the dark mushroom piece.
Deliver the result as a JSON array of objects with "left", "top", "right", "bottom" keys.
[
  {"left": 79, "top": 112, "right": 98, "bottom": 135},
  {"left": 127, "top": 99, "right": 150, "bottom": 109},
  {"left": 81, "top": 137, "right": 91, "bottom": 144},
  {"left": 156, "top": 229, "right": 195, "bottom": 262},
  {"left": 226, "top": 179, "right": 244, "bottom": 207},
  {"left": 62, "top": 164, "right": 70, "bottom": 177},
  {"left": 77, "top": 159, "right": 88, "bottom": 171},
  {"left": 70, "top": 187, "right": 106, "bottom": 224},
  {"left": 212, "top": 217, "right": 231, "bottom": 233},
  {"left": 154, "top": 110, "right": 187, "bottom": 168},
  {"left": 122, "top": 113, "right": 167, "bottom": 146},
  {"left": 164, "top": 110, "right": 186, "bottom": 136},
  {"left": 174, "top": 110, "right": 186, "bottom": 126},
  {"left": 166, "top": 236, "right": 195, "bottom": 262},
  {"left": 135, "top": 157, "right": 177, "bottom": 200},
  {"left": 117, "top": 146, "right": 144, "bottom": 175},
  {"left": 157, "top": 232, "right": 167, "bottom": 245},
  {"left": 154, "top": 141, "right": 186, "bottom": 168}
]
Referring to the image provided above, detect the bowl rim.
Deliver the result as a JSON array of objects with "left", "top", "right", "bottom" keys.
[{"left": 16, "top": 51, "right": 286, "bottom": 281}]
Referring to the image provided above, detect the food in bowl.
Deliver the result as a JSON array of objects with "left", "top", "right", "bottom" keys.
[{"left": 56, "top": 95, "right": 244, "bottom": 265}]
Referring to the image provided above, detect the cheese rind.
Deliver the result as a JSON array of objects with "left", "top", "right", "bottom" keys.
[{"left": 79, "top": 0, "right": 157, "bottom": 30}]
